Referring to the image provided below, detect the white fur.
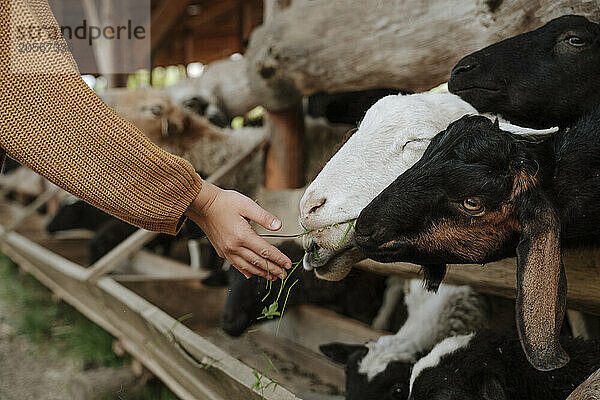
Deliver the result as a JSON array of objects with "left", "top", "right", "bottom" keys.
[
  {"left": 358, "top": 280, "right": 488, "bottom": 380},
  {"left": 409, "top": 334, "right": 474, "bottom": 392}
]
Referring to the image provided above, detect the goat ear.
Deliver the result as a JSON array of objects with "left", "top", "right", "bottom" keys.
[
  {"left": 515, "top": 194, "right": 569, "bottom": 371},
  {"left": 422, "top": 264, "right": 447, "bottom": 292},
  {"left": 479, "top": 376, "right": 507, "bottom": 400},
  {"left": 319, "top": 343, "right": 366, "bottom": 365},
  {"left": 498, "top": 122, "right": 559, "bottom": 136}
]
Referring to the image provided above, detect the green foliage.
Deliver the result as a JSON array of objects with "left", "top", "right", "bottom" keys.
[
  {"left": 0, "top": 254, "right": 177, "bottom": 399},
  {"left": 0, "top": 254, "right": 123, "bottom": 367}
]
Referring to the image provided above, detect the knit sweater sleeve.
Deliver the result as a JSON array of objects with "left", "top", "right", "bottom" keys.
[{"left": 0, "top": 0, "right": 202, "bottom": 235}]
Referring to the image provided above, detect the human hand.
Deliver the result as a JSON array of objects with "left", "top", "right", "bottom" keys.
[{"left": 185, "top": 181, "right": 292, "bottom": 280}]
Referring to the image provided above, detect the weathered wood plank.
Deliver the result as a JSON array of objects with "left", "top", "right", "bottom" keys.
[
  {"left": 246, "top": 0, "right": 600, "bottom": 110},
  {"left": 357, "top": 247, "right": 600, "bottom": 316}
]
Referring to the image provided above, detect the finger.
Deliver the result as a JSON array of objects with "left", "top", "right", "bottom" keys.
[
  {"left": 242, "top": 234, "right": 293, "bottom": 270},
  {"left": 235, "top": 247, "right": 286, "bottom": 279},
  {"left": 240, "top": 198, "right": 282, "bottom": 231},
  {"left": 229, "top": 254, "right": 278, "bottom": 281}
]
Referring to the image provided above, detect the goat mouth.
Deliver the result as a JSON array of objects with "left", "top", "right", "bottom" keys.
[
  {"left": 303, "top": 239, "right": 346, "bottom": 270},
  {"left": 452, "top": 86, "right": 501, "bottom": 93},
  {"left": 302, "top": 238, "right": 364, "bottom": 281}
]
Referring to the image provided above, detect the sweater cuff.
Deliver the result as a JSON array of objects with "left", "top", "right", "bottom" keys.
[{"left": 138, "top": 165, "right": 203, "bottom": 236}]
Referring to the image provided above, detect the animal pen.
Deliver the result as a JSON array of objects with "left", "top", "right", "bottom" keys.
[{"left": 1, "top": 1, "right": 600, "bottom": 399}]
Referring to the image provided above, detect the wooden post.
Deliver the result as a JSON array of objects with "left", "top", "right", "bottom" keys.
[
  {"left": 263, "top": 0, "right": 305, "bottom": 189},
  {"left": 264, "top": 103, "right": 305, "bottom": 189}
]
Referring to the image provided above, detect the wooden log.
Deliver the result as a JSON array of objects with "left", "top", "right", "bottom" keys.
[
  {"left": 246, "top": 0, "right": 600, "bottom": 110},
  {"left": 357, "top": 247, "right": 600, "bottom": 316},
  {"left": 264, "top": 103, "right": 305, "bottom": 189}
]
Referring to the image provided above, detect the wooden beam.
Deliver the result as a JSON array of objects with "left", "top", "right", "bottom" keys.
[
  {"left": 0, "top": 232, "right": 287, "bottom": 399},
  {"left": 151, "top": 0, "right": 192, "bottom": 52},
  {"left": 0, "top": 186, "right": 60, "bottom": 237},
  {"left": 357, "top": 247, "right": 600, "bottom": 316},
  {"left": 264, "top": 104, "right": 305, "bottom": 189},
  {"left": 84, "top": 229, "right": 158, "bottom": 282},
  {"left": 246, "top": 0, "right": 600, "bottom": 110},
  {"left": 112, "top": 250, "right": 209, "bottom": 282}
]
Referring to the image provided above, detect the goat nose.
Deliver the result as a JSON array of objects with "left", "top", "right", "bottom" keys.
[
  {"left": 306, "top": 198, "right": 327, "bottom": 215},
  {"left": 451, "top": 62, "right": 479, "bottom": 78}
]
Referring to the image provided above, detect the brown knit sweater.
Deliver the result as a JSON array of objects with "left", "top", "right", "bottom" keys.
[{"left": 0, "top": 0, "right": 203, "bottom": 235}]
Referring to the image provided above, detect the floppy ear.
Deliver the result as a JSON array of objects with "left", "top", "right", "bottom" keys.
[
  {"left": 421, "top": 264, "right": 447, "bottom": 292},
  {"left": 515, "top": 192, "right": 569, "bottom": 371},
  {"left": 319, "top": 343, "right": 366, "bottom": 365},
  {"left": 479, "top": 376, "right": 507, "bottom": 400}
]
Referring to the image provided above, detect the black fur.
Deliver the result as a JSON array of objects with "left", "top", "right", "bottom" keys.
[
  {"left": 449, "top": 15, "right": 600, "bottom": 128},
  {"left": 308, "top": 89, "right": 403, "bottom": 126},
  {"left": 214, "top": 240, "right": 387, "bottom": 337},
  {"left": 355, "top": 109, "right": 600, "bottom": 370},
  {"left": 320, "top": 343, "right": 413, "bottom": 400},
  {"left": 46, "top": 200, "right": 113, "bottom": 233},
  {"left": 410, "top": 331, "right": 600, "bottom": 400}
]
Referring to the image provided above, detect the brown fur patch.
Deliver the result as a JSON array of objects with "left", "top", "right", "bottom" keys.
[
  {"left": 511, "top": 170, "right": 538, "bottom": 199},
  {"left": 410, "top": 204, "right": 520, "bottom": 261}
]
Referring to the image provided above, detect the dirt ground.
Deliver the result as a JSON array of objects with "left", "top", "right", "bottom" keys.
[{"left": 0, "top": 295, "right": 78, "bottom": 400}]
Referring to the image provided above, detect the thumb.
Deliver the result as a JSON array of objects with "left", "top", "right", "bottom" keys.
[{"left": 242, "top": 198, "right": 282, "bottom": 231}]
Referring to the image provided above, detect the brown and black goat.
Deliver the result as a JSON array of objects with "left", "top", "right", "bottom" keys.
[{"left": 355, "top": 108, "right": 600, "bottom": 372}]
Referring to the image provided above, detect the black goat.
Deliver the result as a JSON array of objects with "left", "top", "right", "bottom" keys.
[
  {"left": 409, "top": 331, "right": 600, "bottom": 400},
  {"left": 355, "top": 110, "right": 600, "bottom": 371},
  {"left": 307, "top": 89, "right": 403, "bottom": 126},
  {"left": 46, "top": 199, "right": 113, "bottom": 233},
  {"left": 208, "top": 240, "right": 387, "bottom": 337},
  {"left": 449, "top": 15, "right": 600, "bottom": 129}
]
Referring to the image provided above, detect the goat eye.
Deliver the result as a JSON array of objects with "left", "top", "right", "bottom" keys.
[
  {"left": 462, "top": 197, "right": 483, "bottom": 213},
  {"left": 390, "top": 383, "right": 406, "bottom": 399},
  {"left": 566, "top": 36, "right": 586, "bottom": 47}
]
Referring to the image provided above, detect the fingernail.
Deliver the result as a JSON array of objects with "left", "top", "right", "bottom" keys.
[{"left": 270, "top": 219, "right": 282, "bottom": 230}]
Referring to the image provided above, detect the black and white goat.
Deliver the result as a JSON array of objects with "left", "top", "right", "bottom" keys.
[
  {"left": 449, "top": 15, "right": 600, "bottom": 128},
  {"left": 355, "top": 109, "right": 600, "bottom": 371},
  {"left": 319, "top": 280, "right": 491, "bottom": 400},
  {"left": 408, "top": 331, "right": 600, "bottom": 400}
]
